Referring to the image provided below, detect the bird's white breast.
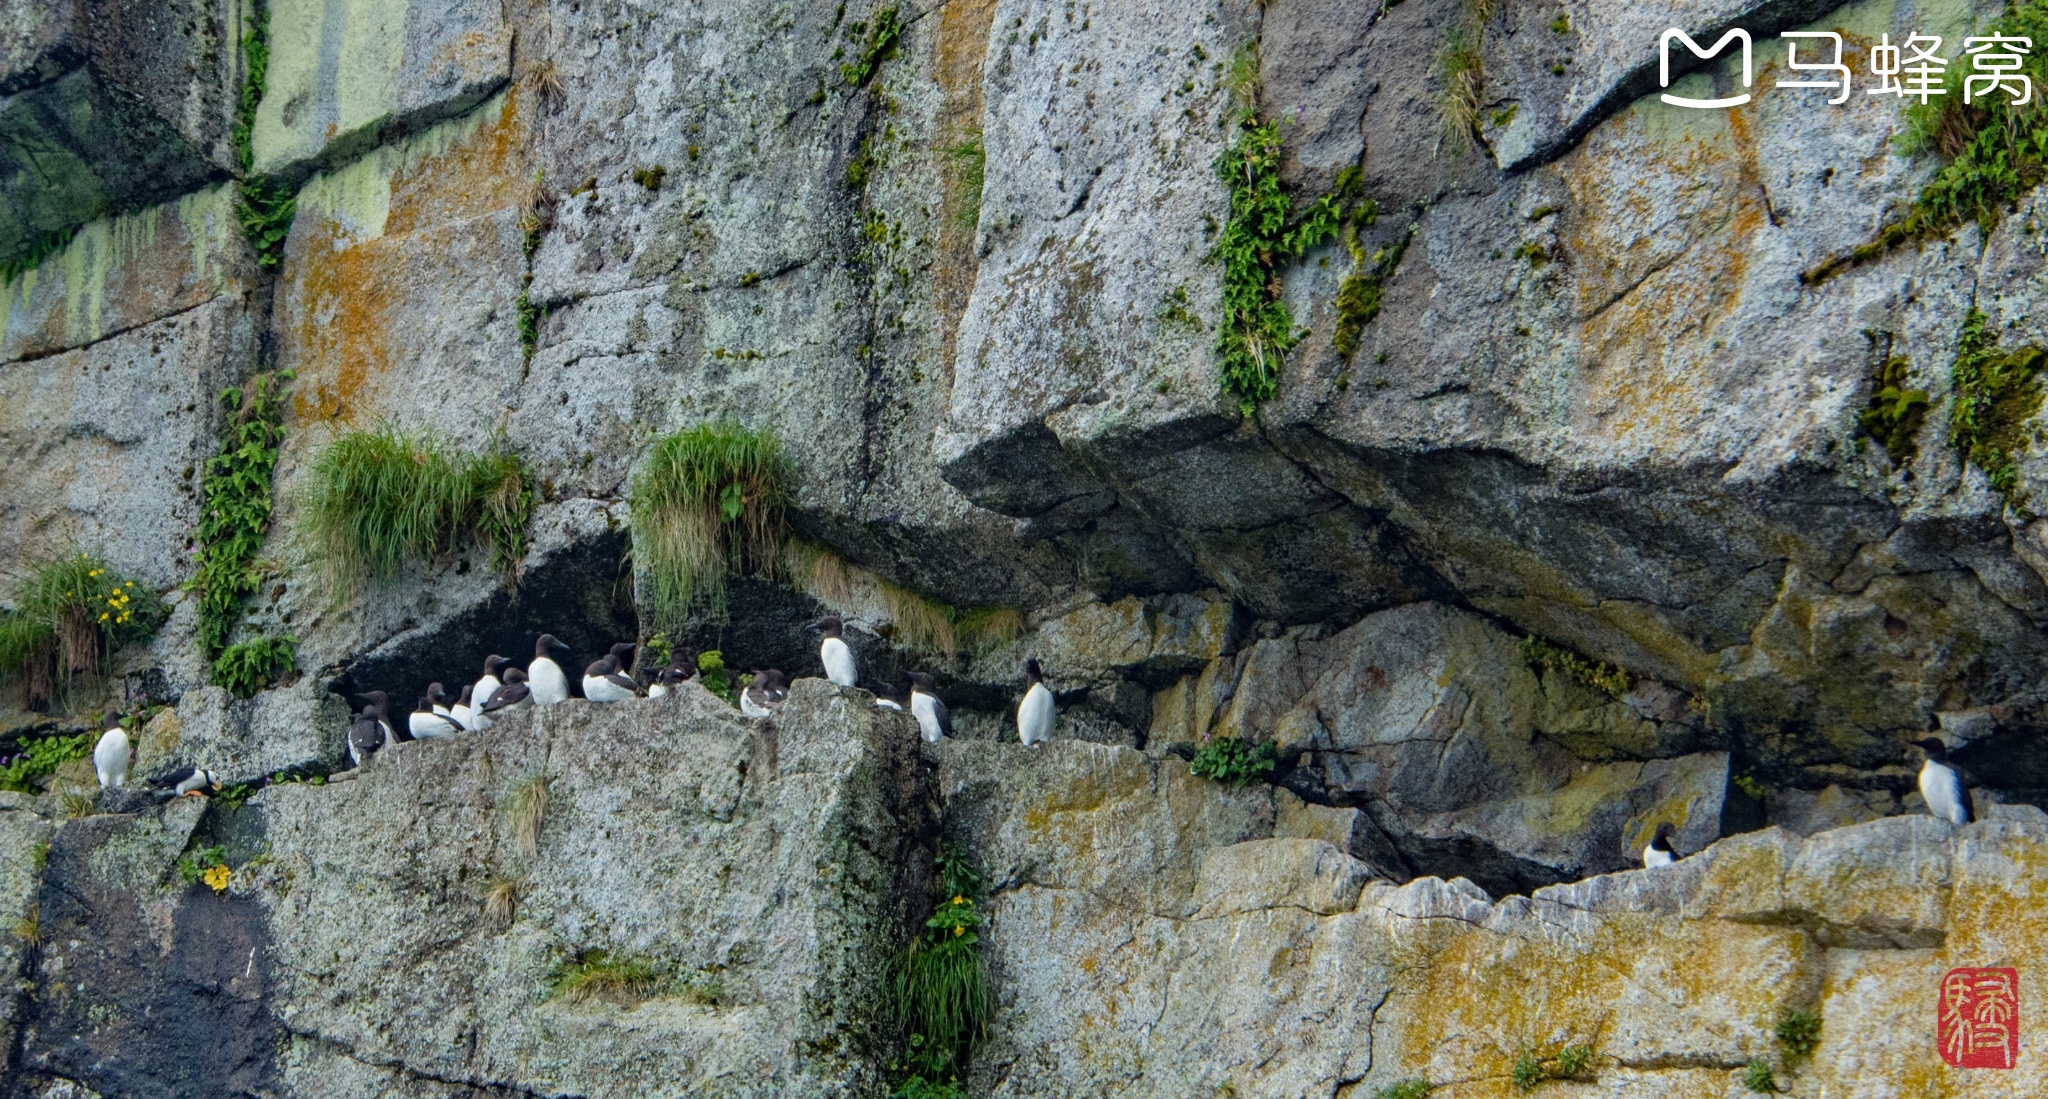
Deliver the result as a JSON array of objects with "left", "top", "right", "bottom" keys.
[
  {"left": 94, "top": 729, "right": 130, "bottom": 788},
  {"left": 648, "top": 683, "right": 669, "bottom": 699},
  {"left": 584, "top": 675, "right": 636, "bottom": 703},
  {"left": 1018, "top": 683, "right": 1053, "bottom": 745},
  {"left": 1643, "top": 845, "right": 1675, "bottom": 869},
  {"left": 822, "top": 637, "right": 857, "bottom": 687},
  {"left": 911, "top": 692, "right": 942, "bottom": 743},
  {"left": 410, "top": 712, "right": 457, "bottom": 739},
  {"left": 529, "top": 659, "right": 569, "bottom": 705},
  {"left": 1920, "top": 760, "right": 1968, "bottom": 824}
]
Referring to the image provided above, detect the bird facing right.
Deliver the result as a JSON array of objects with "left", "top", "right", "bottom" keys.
[
  {"left": 1642, "top": 821, "right": 1678, "bottom": 868},
  {"left": 1917, "top": 737, "right": 1976, "bottom": 825}
]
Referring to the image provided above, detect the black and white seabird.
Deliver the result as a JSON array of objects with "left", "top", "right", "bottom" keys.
[
  {"left": 479, "top": 667, "right": 534, "bottom": 717},
  {"left": 1017, "top": 658, "right": 1053, "bottom": 747},
  {"left": 428, "top": 682, "right": 454, "bottom": 717},
  {"left": 355, "top": 691, "right": 409, "bottom": 748},
  {"left": 450, "top": 683, "right": 477, "bottom": 731},
  {"left": 409, "top": 696, "right": 462, "bottom": 738},
  {"left": 608, "top": 642, "right": 640, "bottom": 684},
  {"left": 811, "top": 615, "right": 857, "bottom": 688},
  {"left": 647, "top": 664, "right": 693, "bottom": 698},
  {"left": 169, "top": 767, "right": 221, "bottom": 797},
  {"left": 740, "top": 670, "right": 787, "bottom": 718},
  {"left": 909, "top": 672, "right": 951, "bottom": 744},
  {"left": 582, "top": 653, "right": 640, "bottom": 703},
  {"left": 1642, "top": 822, "right": 1680, "bottom": 868},
  {"left": 94, "top": 723, "right": 133, "bottom": 789},
  {"left": 471, "top": 655, "right": 511, "bottom": 730},
  {"left": 1917, "top": 738, "right": 1976, "bottom": 825},
  {"left": 348, "top": 705, "right": 385, "bottom": 767},
  {"left": 528, "top": 634, "right": 573, "bottom": 705},
  {"left": 873, "top": 679, "right": 906, "bottom": 712}
]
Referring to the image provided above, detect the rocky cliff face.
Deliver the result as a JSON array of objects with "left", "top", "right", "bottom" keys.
[{"left": 4, "top": 0, "right": 2048, "bottom": 1092}]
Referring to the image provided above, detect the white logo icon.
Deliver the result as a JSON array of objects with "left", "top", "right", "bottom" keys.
[{"left": 1660, "top": 28, "right": 1752, "bottom": 108}]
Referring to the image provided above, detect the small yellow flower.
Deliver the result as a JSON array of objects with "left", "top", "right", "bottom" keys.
[
  {"left": 125, "top": 581, "right": 134, "bottom": 588},
  {"left": 952, "top": 895, "right": 964, "bottom": 905},
  {"left": 954, "top": 925, "right": 964, "bottom": 936},
  {"left": 88, "top": 570, "right": 100, "bottom": 578},
  {"left": 202, "top": 864, "right": 232, "bottom": 894},
  {"left": 98, "top": 613, "right": 108, "bottom": 622}
]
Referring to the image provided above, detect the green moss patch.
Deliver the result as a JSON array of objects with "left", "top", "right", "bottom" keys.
[
  {"left": 1859, "top": 353, "right": 1929, "bottom": 466},
  {"left": 1948, "top": 307, "right": 2045, "bottom": 502}
]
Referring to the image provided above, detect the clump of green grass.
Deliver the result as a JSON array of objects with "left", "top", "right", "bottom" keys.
[
  {"left": 0, "top": 550, "right": 165, "bottom": 710},
  {"left": 194, "top": 371, "right": 290, "bottom": 664},
  {"left": 1437, "top": 28, "right": 1485, "bottom": 153},
  {"left": 628, "top": 423, "right": 790, "bottom": 626},
  {"left": 300, "top": 425, "right": 533, "bottom": 590},
  {"left": 891, "top": 843, "right": 991, "bottom": 1086},
  {"left": 211, "top": 635, "right": 296, "bottom": 700},
  {"left": 61, "top": 792, "right": 96, "bottom": 819},
  {"left": 947, "top": 127, "right": 985, "bottom": 232},
  {"left": 505, "top": 774, "right": 549, "bottom": 859},
  {"left": 1776, "top": 1009, "right": 1822, "bottom": 1058},
  {"left": 1860, "top": 353, "right": 1929, "bottom": 467},
  {"left": 1512, "top": 1045, "right": 1595, "bottom": 1090},
  {"left": 549, "top": 949, "right": 660, "bottom": 1004},
  {"left": 841, "top": 6, "right": 903, "bottom": 88},
  {"left": 1333, "top": 204, "right": 1412, "bottom": 358},
  {"left": 483, "top": 871, "right": 519, "bottom": 922},
  {"left": 1374, "top": 1080, "right": 1432, "bottom": 1099},
  {"left": 879, "top": 580, "right": 959, "bottom": 661},
  {"left": 1742, "top": 1059, "right": 1777, "bottom": 1092},
  {"left": 1947, "top": 307, "right": 2044, "bottom": 503},
  {"left": 1190, "top": 736, "right": 1277, "bottom": 787},
  {"left": 1518, "top": 635, "right": 1632, "bottom": 700}
]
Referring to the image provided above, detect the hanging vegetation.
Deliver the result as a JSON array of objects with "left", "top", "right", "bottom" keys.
[
  {"left": 628, "top": 423, "right": 790, "bottom": 626},
  {"left": 300, "top": 425, "right": 534, "bottom": 590}
]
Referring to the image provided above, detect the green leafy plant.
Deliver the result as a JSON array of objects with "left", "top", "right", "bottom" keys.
[
  {"left": 1374, "top": 1081, "right": 1432, "bottom": 1099},
  {"left": 1510, "top": 1053, "right": 1543, "bottom": 1090},
  {"left": 194, "top": 371, "right": 290, "bottom": 664},
  {"left": 890, "top": 844, "right": 991, "bottom": 1087},
  {"left": 1518, "top": 636, "right": 1632, "bottom": 699},
  {"left": 230, "top": 1, "right": 269, "bottom": 173},
  {"left": 1733, "top": 773, "right": 1770, "bottom": 802},
  {"left": 237, "top": 176, "right": 296, "bottom": 269},
  {"left": 1190, "top": 737, "right": 1278, "bottom": 787},
  {"left": 698, "top": 650, "right": 734, "bottom": 703},
  {"left": 548, "top": 949, "right": 660, "bottom": 1004},
  {"left": 0, "top": 226, "right": 78, "bottom": 286},
  {"left": 0, "top": 733, "right": 94, "bottom": 794},
  {"left": 175, "top": 844, "right": 229, "bottom": 886},
  {"left": 841, "top": 6, "right": 903, "bottom": 88},
  {"left": 516, "top": 280, "right": 542, "bottom": 361},
  {"left": 1742, "top": 1059, "right": 1777, "bottom": 1093},
  {"left": 1947, "top": 307, "right": 2044, "bottom": 502},
  {"left": 0, "top": 551, "right": 165, "bottom": 710},
  {"left": 212, "top": 636, "right": 297, "bottom": 700},
  {"left": 1860, "top": 354, "right": 1930, "bottom": 466},
  {"left": 628, "top": 423, "right": 790, "bottom": 626},
  {"left": 1776, "top": 1009, "right": 1822, "bottom": 1058},
  {"left": 1512, "top": 1045, "right": 1595, "bottom": 1090},
  {"left": 300, "top": 424, "right": 533, "bottom": 589},
  {"left": 641, "top": 632, "right": 674, "bottom": 670},
  {"left": 213, "top": 781, "right": 258, "bottom": 809}
]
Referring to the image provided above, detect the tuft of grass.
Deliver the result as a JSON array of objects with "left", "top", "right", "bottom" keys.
[
  {"left": 1374, "top": 1082, "right": 1432, "bottom": 1099},
  {"left": 628, "top": 423, "right": 790, "bottom": 626},
  {"left": 632, "top": 165, "right": 667, "bottom": 192},
  {"left": 194, "top": 371, "right": 291, "bottom": 664},
  {"left": 1743, "top": 1060, "right": 1777, "bottom": 1093},
  {"left": 1947, "top": 307, "right": 2044, "bottom": 503},
  {"left": 61, "top": 792, "right": 95, "bottom": 820},
  {"left": 1776, "top": 1009, "right": 1822, "bottom": 1058},
  {"left": 1518, "top": 635, "right": 1631, "bottom": 699},
  {"left": 549, "top": 949, "right": 660, "bottom": 1004},
  {"left": 1510, "top": 1053, "right": 1543, "bottom": 1090},
  {"left": 946, "top": 127, "right": 985, "bottom": 233},
  {"left": 1860, "top": 353, "right": 1929, "bottom": 467},
  {"left": 1514, "top": 1045, "right": 1595, "bottom": 1090},
  {"left": 879, "top": 579, "right": 959, "bottom": 661},
  {"left": 1190, "top": 737, "right": 1277, "bottom": 787},
  {"left": 956, "top": 607, "right": 1023, "bottom": 657},
  {"left": 891, "top": 844, "right": 991, "bottom": 1084},
  {"left": 1, "top": 550, "right": 165, "bottom": 710},
  {"left": 806, "top": 545, "right": 853, "bottom": 603},
  {"left": 526, "top": 59, "right": 566, "bottom": 107},
  {"left": 301, "top": 425, "right": 533, "bottom": 589},
  {"left": 506, "top": 775, "right": 549, "bottom": 859},
  {"left": 212, "top": 635, "right": 296, "bottom": 699},
  {"left": 1436, "top": 28, "right": 1485, "bottom": 154},
  {"left": 484, "top": 871, "right": 520, "bottom": 923},
  {"left": 841, "top": 6, "right": 903, "bottom": 88}
]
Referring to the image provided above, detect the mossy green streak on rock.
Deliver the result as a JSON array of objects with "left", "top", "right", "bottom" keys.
[
  {"left": 1948, "top": 307, "right": 2044, "bottom": 502},
  {"left": 1859, "top": 351, "right": 1929, "bottom": 467}
]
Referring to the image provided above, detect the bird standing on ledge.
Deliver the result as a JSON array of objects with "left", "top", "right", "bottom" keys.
[{"left": 812, "top": 615, "right": 857, "bottom": 688}]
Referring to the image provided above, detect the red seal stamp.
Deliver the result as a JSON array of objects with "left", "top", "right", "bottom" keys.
[{"left": 1939, "top": 967, "right": 2020, "bottom": 1069}]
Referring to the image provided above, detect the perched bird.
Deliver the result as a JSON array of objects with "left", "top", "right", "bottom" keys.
[
  {"left": 582, "top": 653, "right": 640, "bottom": 703},
  {"left": 171, "top": 767, "right": 221, "bottom": 797},
  {"left": 428, "top": 682, "right": 454, "bottom": 717},
  {"left": 813, "top": 615, "right": 857, "bottom": 688},
  {"left": 647, "top": 664, "right": 693, "bottom": 698},
  {"left": 874, "top": 679, "right": 906, "bottom": 712},
  {"left": 527, "top": 634, "right": 573, "bottom": 705},
  {"left": 1642, "top": 822, "right": 1680, "bottom": 868},
  {"left": 1017, "top": 658, "right": 1054, "bottom": 747},
  {"left": 471, "top": 655, "right": 512, "bottom": 730},
  {"left": 1917, "top": 738, "right": 1976, "bottom": 825},
  {"left": 408, "top": 696, "right": 462, "bottom": 739},
  {"left": 450, "top": 683, "right": 477, "bottom": 731},
  {"left": 355, "top": 691, "right": 408, "bottom": 747},
  {"left": 740, "top": 670, "right": 787, "bottom": 718},
  {"left": 479, "top": 667, "right": 533, "bottom": 716},
  {"left": 909, "top": 672, "right": 952, "bottom": 744},
  {"left": 348, "top": 705, "right": 385, "bottom": 767},
  {"left": 608, "top": 642, "right": 640, "bottom": 684},
  {"left": 94, "top": 724, "right": 132, "bottom": 789}
]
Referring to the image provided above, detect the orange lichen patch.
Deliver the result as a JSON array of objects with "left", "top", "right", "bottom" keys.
[{"left": 285, "top": 92, "right": 528, "bottom": 423}]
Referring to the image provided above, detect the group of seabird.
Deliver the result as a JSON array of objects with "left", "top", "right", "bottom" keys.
[
  {"left": 90, "top": 722, "right": 218, "bottom": 799},
  {"left": 1638, "top": 737, "right": 1979, "bottom": 869}
]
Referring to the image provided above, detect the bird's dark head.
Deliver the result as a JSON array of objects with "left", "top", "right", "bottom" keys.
[
  {"left": 1024, "top": 657, "right": 1044, "bottom": 683},
  {"left": 358, "top": 704, "right": 380, "bottom": 719},
  {"left": 1654, "top": 821, "right": 1676, "bottom": 843},
  {"left": 355, "top": 690, "right": 390, "bottom": 708},
  {"left": 504, "top": 667, "right": 529, "bottom": 683},
  {"left": 809, "top": 615, "right": 844, "bottom": 637},
  {"left": 537, "top": 634, "right": 570, "bottom": 658},
  {"left": 609, "top": 642, "right": 637, "bottom": 664},
  {"left": 427, "top": 682, "right": 449, "bottom": 705},
  {"left": 910, "top": 671, "right": 936, "bottom": 690},
  {"left": 485, "top": 654, "right": 511, "bottom": 676},
  {"left": 415, "top": 696, "right": 433, "bottom": 712},
  {"left": 457, "top": 683, "right": 474, "bottom": 704},
  {"left": 1917, "top": 737, "right": 1951, "bottom": 760}
]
